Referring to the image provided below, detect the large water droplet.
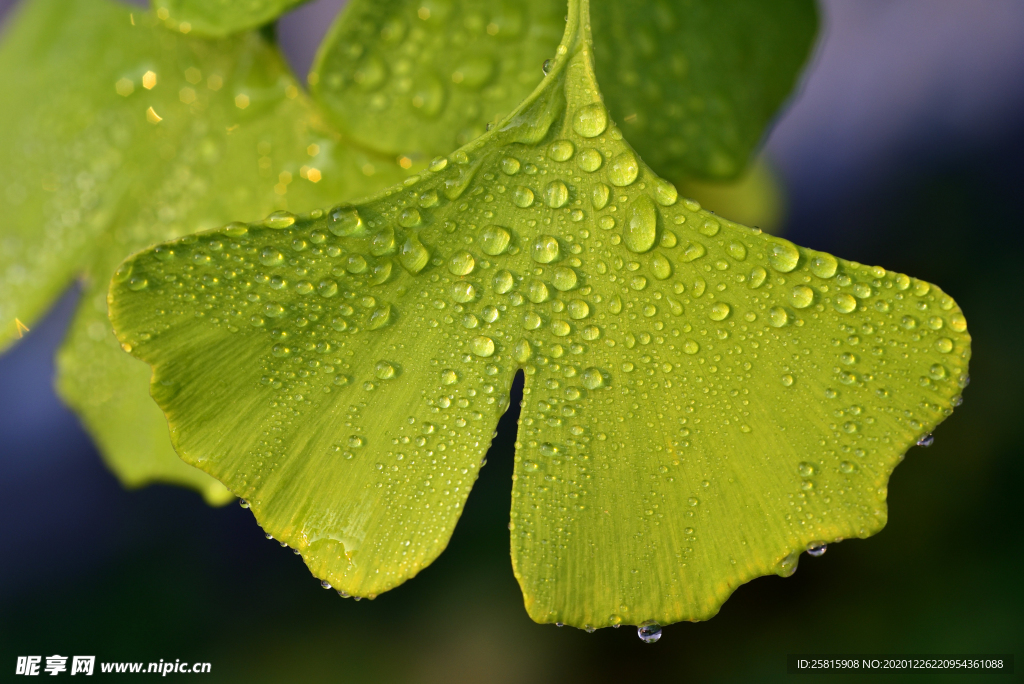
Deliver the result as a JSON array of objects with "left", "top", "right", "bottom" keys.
[
  {"left": 448, "top": 251, "right": 475, "bottom": 275},
  {"left": 545, "top": 180, "right": 569, "bottom": 208},
  {"left": 592, "top": 183, "right": 610, "bottom": 210},
  {"left": 650, "top": 254, "right": 671, "bottom": 280},
  {"left": 833, "top": 294, "right": 857, "bottom": 314},
  {"left": 548, "top": 140, "right": 574, "bottom": 162},
  {"left": 568, "top": 300, "right": 590, "bottom": 319},
  {"left": 264, "top": 211, "right": 296, "bottom": 229},
  {"left": 329, "top": 206, "right": 363, "bottom": 236},
  {"left": 375, "top": 361, "right": 396, "bottom": 379},
  {"left": 638, "top": 621, "right": 662, "bottom": 644},
  {"left": 399, "top": 236, "right": 430, "bottom": 273},
  {"left": 577, "top": 148, "right": 602, "bottom": 172},
  {"left": 260, "top": 247, "right": 284, "bottom": 266},
  {"left": 531, "top": 235, "right": 560, "bottom": 263},
  {"left": 513, "top": 186, "right": 535, "bottom": 208},
  {"left": 607, "top": 151, "right": 639, "bottom": 186},
  {"left": 470, "top": 336, "right": 495, "bottom": 357},
  {"left": 552, "top": 266, "right": 578, "bottom": 291},
  {"left": 451, "top": 282, "right": 476, "bottom": 303},
  {"left": 768, "top": 240, "right": 800, "bottom": 272},
  {"left": 572, "top": 103, "right": 608, "bottom": 138},
  {"left": 527, "top": 280, "right": 550, "bottom": 303},
  {"left": 810, "top": 254, "right": 838, "bottom": 279},
  {"left": 768, "top": 306, "right": 789, "bottom": 327},
  {"left": 708, "top": 302, "right": 730, "bottom": 321},
  {"left": 791, "top": 285, "right": 814, "bottom": 309},
  {"left": 623, "top": 194, "right": 657, "bottom": 253},
  {"left": 493, "top": 270, "right": 515, "bottom": 293},
  {"left": 481, "top": 225, "right": 511, "bottom": 255},
  {"left": 806, "top": 542, "right": 827, "bottom": 557},
  {"left": 582, "top": 367, "right": 604, "bottom": 389}
]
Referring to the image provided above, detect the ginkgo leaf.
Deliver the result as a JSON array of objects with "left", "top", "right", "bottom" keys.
[
  {"left": 151, "top": 0, "right": 309, "bottom": 37},
  {"left": 310, "top": 0, "right": 565, "bottom": 159},
  {"left": 0, "top": 0, "right": 403, "bottom": 502},
  {"left": 108, "top": 0, "right": 969, "bottom": 626},
  {"left": 592, "top": 0, "right": 818, "bottom": 181},
  {"left": 310, "top": 0, "right": 817, "bottom": 182}
]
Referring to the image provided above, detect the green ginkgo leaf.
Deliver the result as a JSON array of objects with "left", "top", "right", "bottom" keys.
[
  {"left": 151, "top": 0, "right": 310, "bottom": 37},
  {"left": 108, "top": 0, "right": 969, "bottom": 627},
  {"left": 0, "top": 0, "right": 403, "bottom": 502},
  {"left": 310, "top": 0, "right": 816, "bottom": 182},
  {"left": 310, "top": 0, "right": 565, "bottom": 158},
  {"left": 592, "top": 0, "right": 818, "bottom": 181}
]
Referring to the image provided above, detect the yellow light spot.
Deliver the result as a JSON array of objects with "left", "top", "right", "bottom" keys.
[
  {"left": 299, "top": 165, "right": 309, "bottom": 179},
  {"left": 398, "top": 156, "right": 413, "bottom": 169},
  {"left": 115, "top": 78, "right": 134, "bottom": 97},
  {"left": 129, "top": 13, "right": 134, "bottom": 25},
  {"left": 451, "top": 71, "right": 464, "bottom": 84},
  {"left": 306, "top": 144, "right": 320, "bottom": 157},
  {"left": 235, "top": 94, "right": 250, "bottom": 109},
  {"left": 279, "top": 171, "right": 293, "bottom": 185},
  {"left": 274, "top": 183, "right": 288, "bottom": 196},
  {"left": 146, "top": 106, "right": 162, "bottom": 123},
  {"left": 285, "top": 85, "right": 298, "bottom": 99},
  {"left": 142, "top": 70, "right": 157, "bottom": 90},
  {"left": 15, "top": 318, "right": 29, "bottom": 338},
  {"left": 207, "top": 75, "right": 223, "bottom": 91},
  {"left": 307, "top": 168, "right": 322, "bottom": 183},
  {"left": 624, "top": 113, "right": 638, "bottom": 122},
  {"left": 179, "top": 21, "right": 191, "bottom": 34},
  {"left": 362, "top": 163, "right": 376, "bottom": 176},
  {"left": 307, "top": 72, "right": 319, "bottom": 86},
  {"left": 486, "top": 22, "right": 499, "bottom": 35},
  {"left": 179, "top": 87, "right": 196, "bottom": 104},
  {"left": 156, "top": 7, "right": 169, "bottom": 20},
  {"left": 226, "top": 124, "right": 239, "bottom": 133},
  {"left": 417, "top": 7, "right": 430, "bottom": 19},
  {"left": 184, "top": 67, "right": 202, "bottom": 84}
]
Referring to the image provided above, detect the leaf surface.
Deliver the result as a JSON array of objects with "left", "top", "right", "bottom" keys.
[
  {"left": 310, "top": 0, "right": 565, "bottom": 158},
  {"left": 0, "top": 0, "right": 403, "bottom": 502},
  {"left": 151, "top": 0, "right": 309, "bottom": 37},
  {"left": 108, "top": 0, "right": 969, "bottom": 623},
  {"left": 592, "top": 0, "right": 818, "bottom": 181}
]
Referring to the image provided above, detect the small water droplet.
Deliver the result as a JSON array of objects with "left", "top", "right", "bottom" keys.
[
  {"left": 781, "top": 374, "right": 794, "bottom": 387},
  {"left": 320, "top": 580, "right": 332, "bottom": 589},
  {"left": 708, "top": 302, "right": 730, "bottom": 321},
  {"left": 637, "top": 621, "right": 662, "bottom": 644},
  {"left": 917, "top": 434, "right": 934, "bottom": 447},
  {"left": 798, "top": 462, "right": 815, "bottom": 477},
  {"left": 375, "top": 361, "right": 396, "bottom": 379},
  {"left": 329, "top": 206, "right": 363, "bottom": 236},
  {"left": 768, "top": 306, "right": 789, "bottom": 327},
  {"left": 480, "top": 225, "right": 511, "bottom": 255},
  {"left": 264, "top": 210, "right": 296, "bottom": 229}
]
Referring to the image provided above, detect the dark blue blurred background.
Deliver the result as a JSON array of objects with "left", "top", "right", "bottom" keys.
[{"left": 2, "top": 1, "right": 1022, "bottom": 681}]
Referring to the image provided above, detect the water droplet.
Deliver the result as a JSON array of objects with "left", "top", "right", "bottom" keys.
[
  {"left": 527, "top": 280, "right": 550, "bottom": 303},
  {"left": 749, "top": 266, "right": 767, "bottom": 288},
  {"left": 949, "top": 313, "right": 967, "bottom": 332},
  {"left": 481, "top": 225, "right": 511, "bottom": 255},
  {"left": 552, "top": 266, "right": 577, "bottom": 291},
  {"left": 548, "top": 140, "right": 574, "bottom": 162},
  {"left": 839, "top": 460, "right": 856, "bottom": 473},
  {"left": 501, "top": 157, "right": 521, "bottom": 175},
  {"left": 833, "top": 294, "right": 857, "bottom": 314},
  {"left": 935, "top": 337, "right": 954, "bottom": 353},
  {"left": 582, "top": 367, "right": 604, "bottom": 389},
  {"left": 451, "top": 282, "right": 477, "bottom": 303},
  {"left": 470, "top": 336, "right": 495, "bottom": 357},
  {"left": 239, "top": 499, "right": 249, "bottom": 509},
  {"left": 399, "top": 236, "right": 430, "bottom": 273},
  {"left": 514, "top": 339, "right": 532, "bottom": 363},
  {"left": 429, "top": 157, "right": 448, "bottom": 172},
  {"left": 321, "top": 580, "right": 333, "bottom": 589},
  {"left": 448, "top": 251, "right": 475, "bottom": 275},
  {"left": 766, "top": 306, "right": 787, "bottom": 327},
  {"left": 798, "top": 462, "right": 815, "bottom": 477},
  {"left": 806, "top": 542, "right": 827, "bottom": 557},
  {"left": 513, "top": 186, "right": 535, "bottom": 208},
  {"left": 652, "top": 179, "right": 678, "bottom": 206},
  {"left": 441, "top": 369, "right": 458, "bottom": 385},
  {"left": 708, "top": 302, "right": 730, "bottom": 321},
  {"left": 371, "top": 227, "right": 396, "bottom": 256},
  {"left": 650, "top": 254, "right": 671, "bottom": 280},
  {"left": 398, "top": 208, "right": 422, "bottom": 228},
  {"left": 917, "top": 433, "right": 934, "bottom": 447},
  {"left": 375, "top": 361, "right": 396, "bottom": 379},
  {"left": 637, "top": 621, "right": 662, "bottom": 644},
  {"left": 545, "top": 180, "right": 569, "bottom": 208},
  {"left": 791, "top": 285, "right": 814, "bottom": 309},
  {"left": 493, "top": 270, "right": 514, "bottom": 293},
  {"left": 551, "top": 320, "right": 571, "bottom": 336},
  {"left": 531, "top": 235, "right": 560, "bottom": 263},
  {"left": 522, "top": 312, "right": 542, "bottom": 330},
  {"left": 681, "top": 242, "right": 706, "bottom": 262},
  {"left": 682, "top": 339, "right": 699, "bottom": 355},
  {"left": 592, "top": 183, "right": 610, "bottom": 210},
  {"left": 329, "top": 206, "right": 363, "bottom": 236},
  {"left": 781, "top": 374, "right": 794, "bottom": 387},
  {"left": 260, "top": 247, "right": 284, "bottom": 266},
  {"left": 810, "top": 254, "right": 838, "bottom": 279},
  {"left": 607, "top": 151, "right": 639, "bottom": 186},
  {"left": 577, "top": 148, "right": 602, "bottom": 172},
  {"left": 698, "top": 219, "right": 720, "bottom": 237},
  {"left": 264, "top": 210, "right": 296, "bottom": 229},
  {"left": 768, "top": 240, "right": 800, "bottom": 272},
  {"left": 572, "top": 103, "right": 608, "bottom": 138},
  {"left": 623, "top": 195, "right": 657, "bottom": 253}
]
